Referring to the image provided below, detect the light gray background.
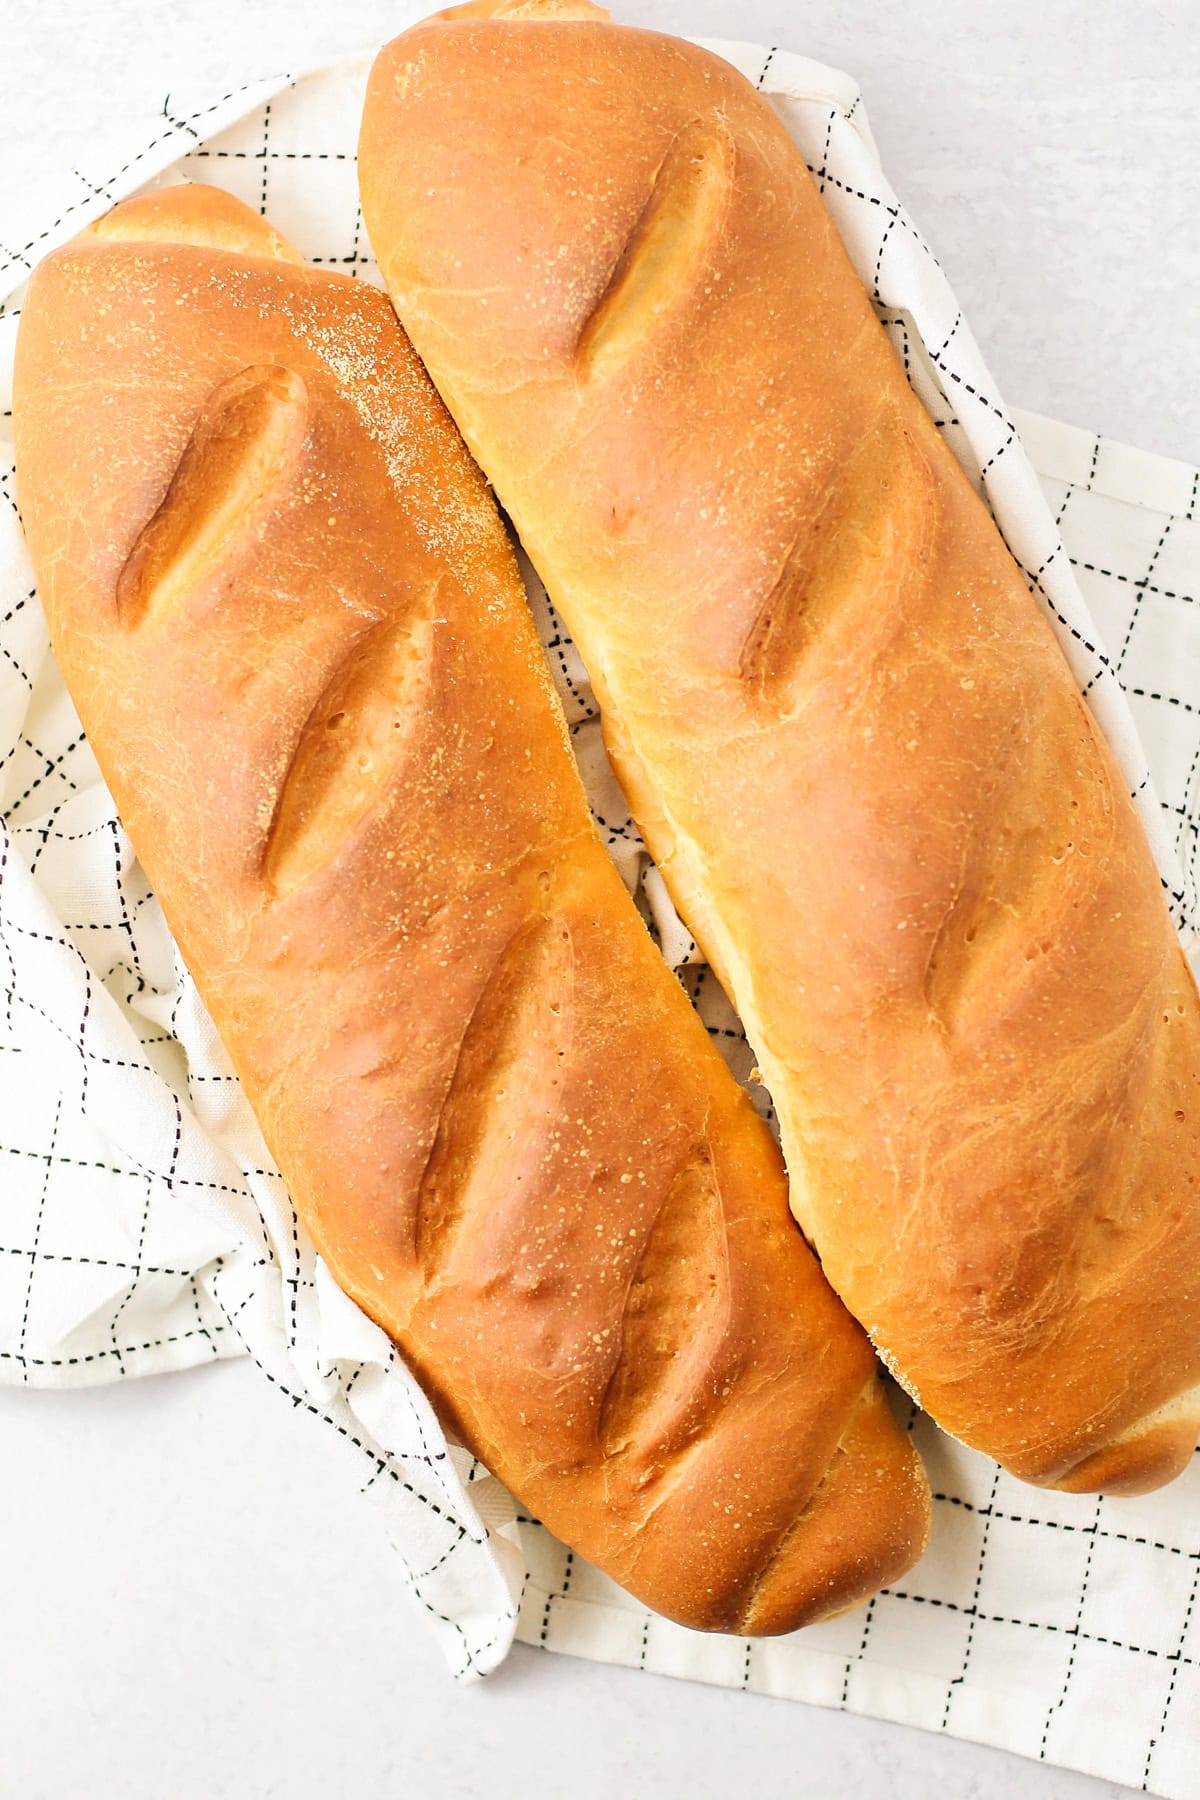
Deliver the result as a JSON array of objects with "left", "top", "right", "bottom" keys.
[{"left": 2, "top": 3, "right": 1194, "bottom": 1796}]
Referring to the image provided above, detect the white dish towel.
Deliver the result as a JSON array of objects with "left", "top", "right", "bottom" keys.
[{"left": 2, "top": 29, "right": 1199, "bottom": 1800}]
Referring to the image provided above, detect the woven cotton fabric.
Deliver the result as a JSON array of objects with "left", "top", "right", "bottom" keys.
[{"left": 1, "top": 34, "right": 1198, "bottom": 1797}]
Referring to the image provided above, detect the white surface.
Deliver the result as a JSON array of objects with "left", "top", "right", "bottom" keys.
[
  {"left": 0, "top": 1365, "right": 1135, "bottom": 1800},
  {"left": 1, "top": 2, "right": 1193, "bottom": 1795}
]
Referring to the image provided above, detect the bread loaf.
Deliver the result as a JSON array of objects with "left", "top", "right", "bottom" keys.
[
  {"left": 358, "top": 5, "right": 1200, "bottom": 1492},
  {"left": 13, "top": 183, "right": 930, "bottom": 1630}
]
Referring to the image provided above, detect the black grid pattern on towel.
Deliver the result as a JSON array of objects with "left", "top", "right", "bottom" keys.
[{"left": 1, "top": 41, "right": 1198, "bottom": 1794}]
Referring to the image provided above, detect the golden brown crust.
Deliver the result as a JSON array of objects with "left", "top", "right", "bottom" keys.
[
  {"left": 13, "top": 183, "right": 930, "bottom": 1631},
  {"left": 85, "top": 183, "right": 306, "bottom": 263},
  {"left": 1044, "top": 1386, "right": 1200, "bottom": 1497},
  {"left": 437, "top": 0, "right": 609, "bottom": 18},
  {"left": 359, "top": 17, "right": 1200, "bottom": 1492}
]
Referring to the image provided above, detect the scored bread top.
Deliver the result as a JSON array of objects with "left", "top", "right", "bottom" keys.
[
  {"left": 358, "top": 10, "right": 1200, "bottom": 1492},
  {"left": 13, "top": 182, "right": 930, "bottom": 1630}
]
